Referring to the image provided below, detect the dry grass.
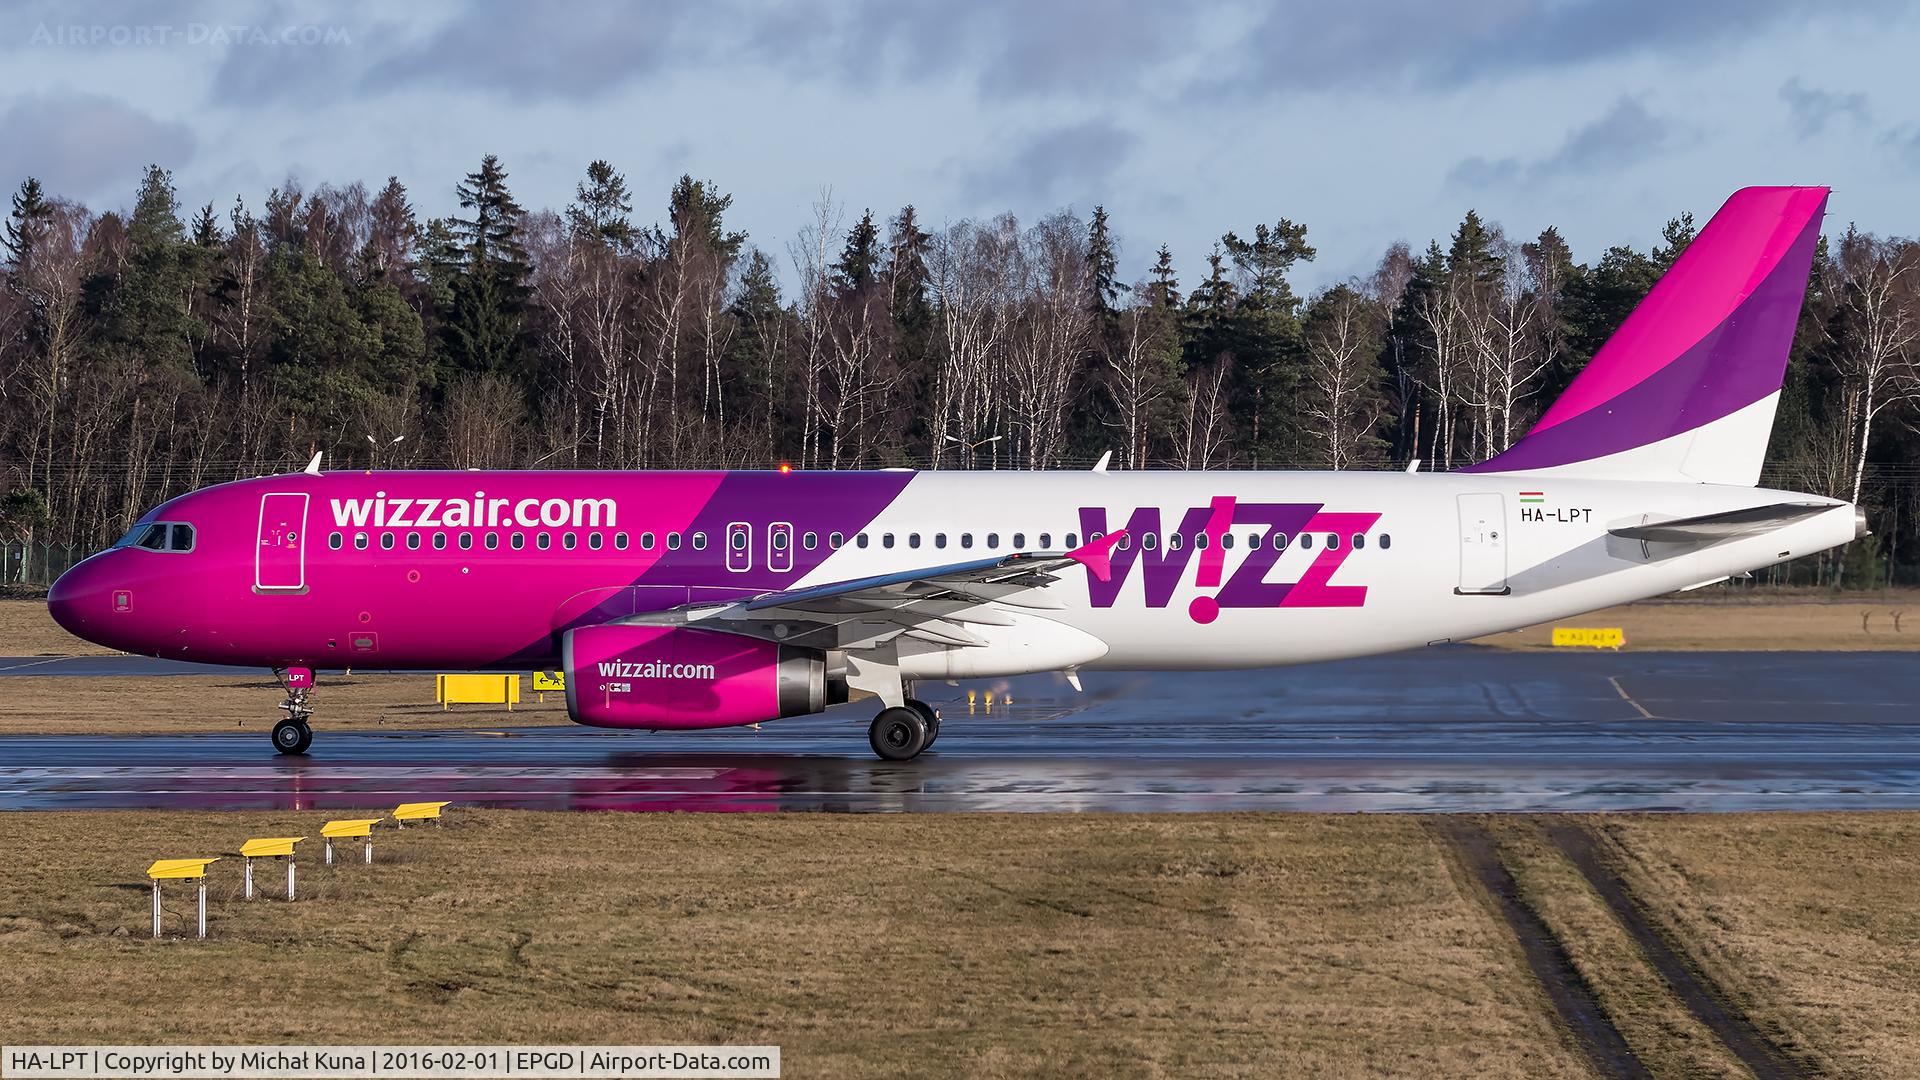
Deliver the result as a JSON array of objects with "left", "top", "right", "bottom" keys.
[
  {"left": 1603, "top": 814, "right": 1920, "bottom": 1079},
  {"left": 0, "top": 811, "right": 1593, "bottom": 1079},
  {"left": 0, "top": 674, "right": 569, "bottom": 735},
  {"left": 1, "top": 598, "right": 118, "bottom": 656},
  {"left": 1475, "top": 590, "right": 1920, "bottom": 651},
  {"left": 1484, "top": 819, "right": 1747, "bottom": 1078}
]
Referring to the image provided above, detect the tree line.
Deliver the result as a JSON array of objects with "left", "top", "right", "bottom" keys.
[{"left": 1, "top": 158, "right": 1916, "bottom": 584}]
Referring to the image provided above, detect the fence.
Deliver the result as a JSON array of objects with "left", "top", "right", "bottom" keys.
[{"left": 2, "top": 541, "right": 88, "bottom": 586}]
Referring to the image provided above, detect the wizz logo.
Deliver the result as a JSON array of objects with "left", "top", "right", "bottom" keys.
[{"left": 1078, "top": 499, "right": 1381, "bottom": 620}]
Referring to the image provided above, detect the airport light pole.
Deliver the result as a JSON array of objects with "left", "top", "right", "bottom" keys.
[
  {"left": 943, "top": 433, "right": 1003, "bottom": 470},
  {"left": 366, "top": 433, "right": 405, "bottom": 470}
]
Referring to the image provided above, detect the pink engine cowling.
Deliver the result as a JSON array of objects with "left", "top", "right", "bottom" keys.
[{"left": 562, "top": 624, "right": 826, "bottom": 730}]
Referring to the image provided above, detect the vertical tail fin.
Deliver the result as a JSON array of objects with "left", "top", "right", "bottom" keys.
[{"left": 1466, "top": 186, "right": 1828, "bottom": 485}]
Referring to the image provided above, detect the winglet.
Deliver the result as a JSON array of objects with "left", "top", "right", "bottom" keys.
[
  {"left": 304, "top": 452, "right": 323, "bottom": 476},
  {"left": 1092, "top": 451, "right": 1111, "bottom": 473},
  {"left": 1066, "top": 529, "right": 1127, "bottom": 583}
]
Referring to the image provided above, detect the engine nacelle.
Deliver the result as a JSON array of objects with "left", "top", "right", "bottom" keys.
[{"left": 563, "top": 624, "right": 826, "bottom": 730}]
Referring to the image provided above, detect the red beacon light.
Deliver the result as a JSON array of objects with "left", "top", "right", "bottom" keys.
[{"left": 777, "top": 462, "right": 793, "bottom": 475}]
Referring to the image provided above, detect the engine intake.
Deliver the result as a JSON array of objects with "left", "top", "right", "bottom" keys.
[{"left": 563, "top": 624, "right": 825, "bottom": 730}]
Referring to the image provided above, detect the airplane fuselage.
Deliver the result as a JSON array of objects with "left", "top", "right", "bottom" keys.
[{"left": 48, "top": 468, "right": 1858, "bottom": 680}]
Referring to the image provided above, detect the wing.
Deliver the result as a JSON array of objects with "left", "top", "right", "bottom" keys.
[
  {"left": 1608, "top": 502, "right": 1835, "bottom": 544},
  {"left": 612, "top": 532, "right": 1128, "bottom": 652}
]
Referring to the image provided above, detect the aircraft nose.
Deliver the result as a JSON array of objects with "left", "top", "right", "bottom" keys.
[{"left": 47, "top": 556, "right": 108, "bottom": 640}]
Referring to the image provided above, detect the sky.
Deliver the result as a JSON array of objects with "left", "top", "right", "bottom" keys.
[{"left": 0, "top": 0, "right": 1914, "bottom": 293}]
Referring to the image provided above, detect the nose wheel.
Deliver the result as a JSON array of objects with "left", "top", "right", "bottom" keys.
[{"left": 272, "top": 717, "right": 313, "bottom": 755}]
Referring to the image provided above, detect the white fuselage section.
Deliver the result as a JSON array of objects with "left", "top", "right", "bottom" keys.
[{"left": 786, "top": 471, "right": 1855, "bottom": 678}]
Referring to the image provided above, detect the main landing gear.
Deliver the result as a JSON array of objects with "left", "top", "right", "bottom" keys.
[
  {"left": 272, "top": 667, "right": 314, "bottom": 756},
  {"left": 869, "top": 698, "right": 941, "bottom": 761}
]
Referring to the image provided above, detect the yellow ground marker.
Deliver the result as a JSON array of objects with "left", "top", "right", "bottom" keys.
[
  {"left": 1552, "top": 627, "right": 1626, "bottom": 649},
  {"left": 146, "top": 858, "right": 219, "bottom": 938},
  {"left": 393, "top": 801, "right": 451, "bottom": 827},
  {"left": 239, "top": 837, "right": 304, "bottom": 900},
  {"left": 320, "top": 818, "right": 383, "bottom": 865}
]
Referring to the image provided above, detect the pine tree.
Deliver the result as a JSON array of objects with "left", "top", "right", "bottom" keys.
[
  {"left": 567, "top": 160, "right": 636, "bottom": 251},
  {"left": 3, "top": 177, "right": 51, "bottom": 272},
  {"left": 1222, "top": 219, "right": 1314, "bottom": 313},
  {"left": 444, "top": 155, "right": 532, "bottom": 377},
  {"left": 832, "top": 209, "right": 880, "bottom": 294},
  {"left": 667, "top": 175, "right": 745, "bottom": 261},
  {"left": 1086, "top": 205, "right": 1127, "bottom": 314},
  {"left": 1147, "top": 244, "right": 1179, "bottom": 310},
  {"left": 364, "top": 177, "right": 419, "bottom": 281},
  {"left": 1653, "top": 212, "right": 1696, "bottom": 270}
]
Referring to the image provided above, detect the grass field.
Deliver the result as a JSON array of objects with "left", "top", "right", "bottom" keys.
[{"left": 0, "top": 812, "right": 1596, "bottom": 1079}]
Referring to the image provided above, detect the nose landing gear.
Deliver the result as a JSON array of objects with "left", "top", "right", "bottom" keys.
[{"left": 272, "top": 667, "right": 315, "bottom": 756}]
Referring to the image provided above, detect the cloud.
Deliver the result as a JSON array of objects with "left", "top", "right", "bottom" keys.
[
  {"left": 1215, "top": 0, "right": 1895, "bottom": 97},
  {"left": 1779, "top": 78, "right": 1869, "bottom": 138},
  {"left": 0, "top": 91, "right": 196, "bottom": 205},
  {"left": 1448, "top": 96, "right": 1674, "bottom": 189},
  {"left": 954, "top": 119, "right": 1136, "bottom": 210}
]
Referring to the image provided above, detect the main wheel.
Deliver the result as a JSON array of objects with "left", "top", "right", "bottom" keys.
[
  {"left": 904, "top": 698, "right": 941, "bottom": 750},
  {"left": 272, "top": 718, "right": 311, "bottom": 756},
  {"left": 869, "top": 706, "right": 929, "bottom": 761}
]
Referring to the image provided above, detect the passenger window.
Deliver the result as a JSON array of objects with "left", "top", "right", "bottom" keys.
[
  {"left": 1380, "top": 533, "right": 1392, "bottom": 550},
  {"left": 1352, "top": 534, "right": 1365, "bottom": 550},
  {"left": 855, "top": 533, "right": 868, "bottom": 549},
  {"left": 1222, "top": 534, "right": 1234, "bottom": 549},
  {"left": 563, "top": 533, "right": 578, "bottom": 551},
  {"left": 882, "top": 533, "right": 895, "bottom": 549},
  {"left": 1299, "top": 533, "right": 1312, "bottom": 550},
  {"left": 380, "top": 533, "right": 395, "bottom": 550},
  {"left": 1248, "top": 532, "right": 1261, "bottom": 550},
  {"left": 1038, "top": 533, "right": 1051, "bottom": 548},
  {"left": 355, "top": 533, "right": 369, "bottom": 551},
  {"left": 908, "top": 533, "right": 921, "bottom": 549},
  {"left": 407, "top": 533, "right": 422, "bottom": 551},
  {"left": 536, "top": 533, "right": 551, "bottom": 551},
  {"left": 1115, "top": 534, "right": 1130, "bottom": 550},
  {"left": 588, "top": 533, "right": 603, "bottom": 551},
  {"left": 459, "top": 533, "right": 474, "bottom": 550},
  {"left": 433, "top": 533, "right": 448, "bottom": 550},
  {"left": 1065, "top": 533, "right": 1077, "bottom": 548},
  {"left": 1013, "top": 533, "right": 1025, "bottom": 548},
  {"left": 987, "top": 533, "right": 999, "bottom": 548},
  {"left": 1167, "top": 533, "right": 1181, "bottom": 550},
  {"left": 731, "top": 530, "right": 748, "bottom": 551},
  {"left": 641, "top": 532, "right": 656, "bottom": 550},
  {"left": 485, "top": 533, "right": 500, "bottom": 550},
  {"left": 511, "top": 533, "right": 526, "bottom": 550},
  {"left": 960, "top": 533, "right": 973, "bottom": 549},
  {"left": 169, "top": 523, "right": 195, "bottom": 551},
  {"left": 691, "top": 532, "right": 706, "bottom": 550},
  {"left": 613, "top": 532, "right": 627, "bottom": 551},
  {"left": 1274, "top": 533, "right": 1289, "bottom": 549},
  {"left": 1326, "top": 533, "right": 1340, "bottom": 550},
  {"left": 1142, "top": 533, "right": 1158, "bottom": 550},
  {"left": 803, "top": 532, "right": 818, "bottom": 550},
  {"left": 329, "top": 533, "right": 343, "bottom": 550},
  {"left": 935, "top": 533, "right": 947, "bottom": 549},
  {"left": 1194, "top": 533, "right": 1208, "bottom": 550},
  {"left": 772, "top": 531, "right": 789, "bottom": 551},
  {"left": 667, "top": 532, "right": 681, "bottom": 550},
  {"left": 832, "top": 532, "right": 846, "bottom": 549}
]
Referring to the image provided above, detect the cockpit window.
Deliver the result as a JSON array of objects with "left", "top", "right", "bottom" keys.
[{"left": 118, "top": 522, "right": 193, "bottom": 552}]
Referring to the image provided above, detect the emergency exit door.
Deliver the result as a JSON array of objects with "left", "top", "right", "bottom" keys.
[
  {"left": 1455, "top": 493, "right": 1510, "bottom": 595},
  {"left": 255, "top": 492, "right": 309, "bottom": 592}
]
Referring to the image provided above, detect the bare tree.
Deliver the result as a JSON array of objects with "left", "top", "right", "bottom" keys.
[
  {"left": 1302, "top": 284, "right": 1384, "bottom": 469},
  {"left": 1830, "top": 229, "right": 1920, "bottom": 508}
]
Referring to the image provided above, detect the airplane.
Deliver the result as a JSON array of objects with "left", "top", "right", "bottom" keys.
[{"left": 47, "top": 186, "right": 1863, "bottom": 760}]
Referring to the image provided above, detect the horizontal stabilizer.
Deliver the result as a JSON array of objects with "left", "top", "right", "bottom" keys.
[{"left": 1608, "top": 502, "right": 1833, "bottom": 544}]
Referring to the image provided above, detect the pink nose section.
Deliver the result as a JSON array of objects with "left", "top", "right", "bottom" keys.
[{"left": 46, "top": 558, "right": 105, "bottom": 639}]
